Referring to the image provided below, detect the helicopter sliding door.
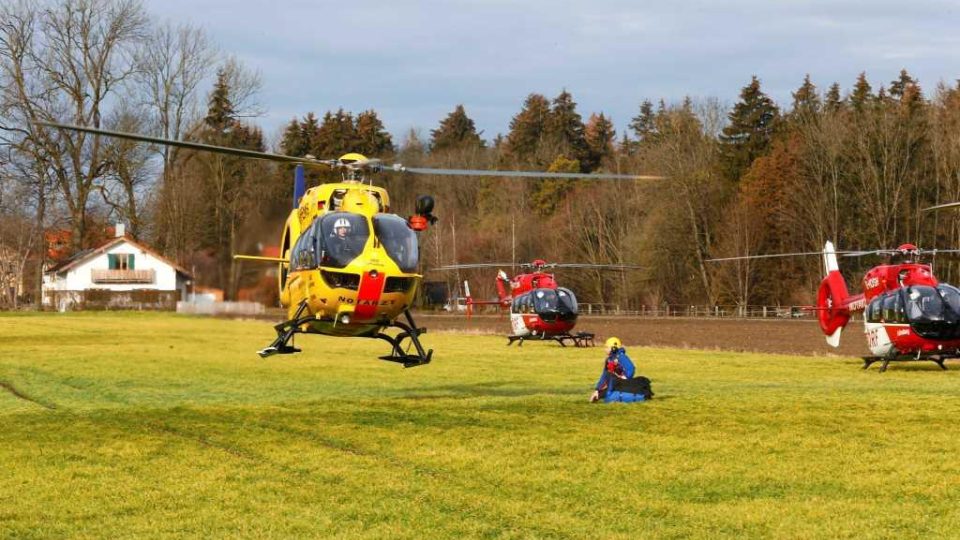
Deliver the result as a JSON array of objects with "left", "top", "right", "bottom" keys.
[{"left": 290, "top": 220, "right": 321, "bottom": 270}]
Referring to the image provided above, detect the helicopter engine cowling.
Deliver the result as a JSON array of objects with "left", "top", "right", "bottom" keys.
[{"left": 817, "top": 270, "right": 851, "bottom": 347}]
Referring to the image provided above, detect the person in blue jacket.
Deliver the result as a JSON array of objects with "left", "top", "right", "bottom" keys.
[{"left": 591, "top": 337, "right": 649, "bottom": 403}]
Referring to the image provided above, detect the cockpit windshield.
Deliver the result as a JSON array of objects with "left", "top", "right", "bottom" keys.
[
  {"left": 557, "top": 287, "right": 578, "bottom": 314},
  {"left": 532, "top": 289, "right": 559, "bottom": 312},
  {"left": 902, "top": 284, "right": 960, "bottom": 339},
  {"left": 318, "top": 212, "right": 370, "bottom": 269},
  {"left": 531, "top": 288, "right": 578, "bottom": 321},
  {"left": 373, "top": 214, "right": 418, "bottom": 273},
  {"left": 937, "top": 284, "right": 960, "bottom": 314},
  {"left": 905, "top": 286, "right": 945, "bottom": 323}
]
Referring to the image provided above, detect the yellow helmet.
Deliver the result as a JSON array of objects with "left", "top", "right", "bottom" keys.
[{"left": 605, "top": 337, "right": 622, "bottom": 350}]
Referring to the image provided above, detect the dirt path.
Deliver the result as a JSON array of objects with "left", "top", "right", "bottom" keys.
[{"left": 417, "top": 314, "right": 869, "bottom": 357}]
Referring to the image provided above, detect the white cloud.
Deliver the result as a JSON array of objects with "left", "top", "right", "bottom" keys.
[{"left": 146, "top": 0, "right": 960, "bottom": 143}]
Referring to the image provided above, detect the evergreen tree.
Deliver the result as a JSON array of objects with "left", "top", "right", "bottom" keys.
[
  {"left": 315, "top": 108, "right": 358, "bottom": 157},
  {"left": 791, "top": 74, "right": 820, "bottom": 118},
  {"left": 584, "top": 112, "right": 616, "bottom": 170},
  {"left": 279, "top": 113, "right": 323, "bottom": 183},
  {"left": 719, "top": 76, "right": 780, "bottom": 182},
  {"left": 430, "top": 104, "right": 484, "bottom": 153},
  {"left": 630, "top": 99, "right": 657, "bottom": 143},
  {"left": 825, "top": 82, "right": 842, "bottom": 112},
  {"left": 355, "top": 110, "right": 393, "bottom": 156},
  {"left": 546, "top": 89, "right": 588, "bottom": 167},
  {"left": 505, "top": 93, "right": 551, "bottom": 162},
  {"left": 279, "top": 113, "right": 321, "bottom": 158},
  {"left": 889, "top": 69, "right": 916, "bottom": 99},
  {"left": 204, "top": 68, "right": 234, "bottom": 134},
  {"left": 849, "top": 72, "right": 874, "bottom": 112},
  {"left": 530, "top": 155, "right": 580, "bottom": 215},
  {"left": 279, "top": 118, "right": 303, "bottom": 156}
]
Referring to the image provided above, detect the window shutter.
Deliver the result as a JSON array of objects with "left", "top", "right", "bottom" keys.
[
  {"left": 128, "top": 254, "right": 135, "bottom": 270},
  {"left": 108, "top": 254, "right": 117, "bottom": 270}
]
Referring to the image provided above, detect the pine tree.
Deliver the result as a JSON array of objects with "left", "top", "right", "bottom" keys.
[
  {"left": 546, "top": 89, "right": 588, "bottom": 166},
  {"left": 791, "top": 74, "right": 820, "bottom": 118},
  {"left": 825, "top": 82, "right": 842, "bottom": 112},
  {"left": 530, "top": 155, "right": 580, "bottom": 215},
  {"left": 889, "top": 69, "right": 916, "bottom": 99},
  {"left": 279, "top": 118, "right": 303, "bottom": 156},
  {"left": 849, "top": 72, "right": 874, "bottom": 113},
  {"left": 279, "top": 113, "right": 321, "bottom": 158},
  {"left": 204, "top": 68, "right": 234, "bottom": 135},
  {"left": 430, "top": 104, "right": 484, "bottom": 153},
  {"left": 719, "top": 76, "right": 780, "bottom": 182},
  {"left": 315, "top": 108, "right": 358, "bottom": 157},
  {"left": 300, "top": 112, "right": 322, "bottom": 155},
  {"left": 505, "top": 93, "right": 551, "bottom": 162},
  {"left": 584, "top": 112, "right": 616, "bottom": 171},
  {"left": 279, "top": 113, "right": 323, "bottom": 182},
  {"left": 629, "top": 99, "right": 657, "bottom": 143},
  {"left": 355, "top": 110, "right": 393, "bottom": 156}
]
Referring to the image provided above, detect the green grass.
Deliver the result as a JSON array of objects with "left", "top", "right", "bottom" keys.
[{"left": 2, "top": 312, "right": 960, "bottom": 538}]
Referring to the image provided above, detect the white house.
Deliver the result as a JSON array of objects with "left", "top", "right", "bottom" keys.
[{"left": 43, "top": 229, "right": 192, "bottom": 311}]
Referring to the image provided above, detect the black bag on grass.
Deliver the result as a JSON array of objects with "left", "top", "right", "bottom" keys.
[{"left": 611, "top": 376, "right": 654, "bottom": 400}]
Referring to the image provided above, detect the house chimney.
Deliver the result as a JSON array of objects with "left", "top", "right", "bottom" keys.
[{"left": 115, "top": 223, "right": 126, "bottom": 238}]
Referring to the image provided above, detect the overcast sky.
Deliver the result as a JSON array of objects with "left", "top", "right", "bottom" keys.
[{"left": 148, "top": 0, "right": 960, "bottom": 145}]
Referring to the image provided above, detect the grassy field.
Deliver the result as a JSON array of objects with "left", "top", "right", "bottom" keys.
[{"left": 2, "top": 312, "right": 960, "bottom": 538}]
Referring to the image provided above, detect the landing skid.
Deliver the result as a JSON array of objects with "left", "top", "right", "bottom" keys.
[
  {"left": 259, "top": 303, "right": 433, "bottom": 367},
  {"left": 259, "top": 300, "right": 311, "bottom": 358},
  {"left": 507, "top": 331, "right": 595, "bottom": 348},
  {"left": 374, "top": 310, "right": 433, "bottom": 368},
  {"left": 862, "top": 355, "right": 951, "bottom": 373}
]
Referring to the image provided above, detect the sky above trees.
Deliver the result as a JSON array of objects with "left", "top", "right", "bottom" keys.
[{"left": 147, "top": 0, "right": 960, "bottom": 142}]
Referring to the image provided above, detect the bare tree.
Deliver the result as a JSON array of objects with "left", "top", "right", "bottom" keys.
[
  {"left": 134, "top": 21, "right": 214, "bottom": 248},
  {"left": 644, "top": 99, "right": 727, "bottom": 304},
  {"left": 97, "top": 105, "right": 153, "bottom": 238},
  {"left": 0, "top": 0, "right": 148, "bottom": 251}
]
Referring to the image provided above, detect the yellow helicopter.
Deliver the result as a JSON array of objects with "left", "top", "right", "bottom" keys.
[{"left": 36, "top": 121, "right": 661, "bottom": 366}]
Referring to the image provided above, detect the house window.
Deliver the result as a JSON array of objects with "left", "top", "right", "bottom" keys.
[{"left": 108, "top": 254, "right": 135, "bottom": 270}]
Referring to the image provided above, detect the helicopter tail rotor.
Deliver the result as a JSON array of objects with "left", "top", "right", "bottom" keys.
[{"left": 818, "top": 242, "right": 851, "bottom": 347}]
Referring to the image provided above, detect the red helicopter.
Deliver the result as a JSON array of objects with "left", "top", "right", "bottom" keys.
[
  {"left": 435, "top": 259, "right": 640, "bottom": 347},
  {"left": 712, "top": 241, "right": 960, "bottom": 371}
]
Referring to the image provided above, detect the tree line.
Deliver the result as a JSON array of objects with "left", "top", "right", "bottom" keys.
[{"left": 3, "top": 0, "right": 960, "bottom": 309}]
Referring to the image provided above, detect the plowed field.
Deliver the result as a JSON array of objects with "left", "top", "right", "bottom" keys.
[{"left": 418, "top": 314, "right": 870, "bottom": 357}]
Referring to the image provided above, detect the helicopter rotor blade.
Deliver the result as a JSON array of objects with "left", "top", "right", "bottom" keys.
[
  {"left": 33, "top": 122, "right": 664, "bottom": 180},
  {"left": 707, "top": 250, "right": 881, "bottom": 262},
  {"left": 923, "top": 202, "right": 960, "bottom": 212},
  {"left": 708, "top": 247, "right": 960, "bottom": 262},
  {"left": 550, "top": 263, "right": 646, "bottom": 270},
  {"left": 430, "top": 262, "right": 646, "bottom": 271},
  {"left": 33, "top": 121, "right": 337, "bottom": 167},
  {"left": 394, "top": 166, "right": 662, "bottom": 181},
  {"left": 430, "top": 263, "right": 522, "bottom": 271}
]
